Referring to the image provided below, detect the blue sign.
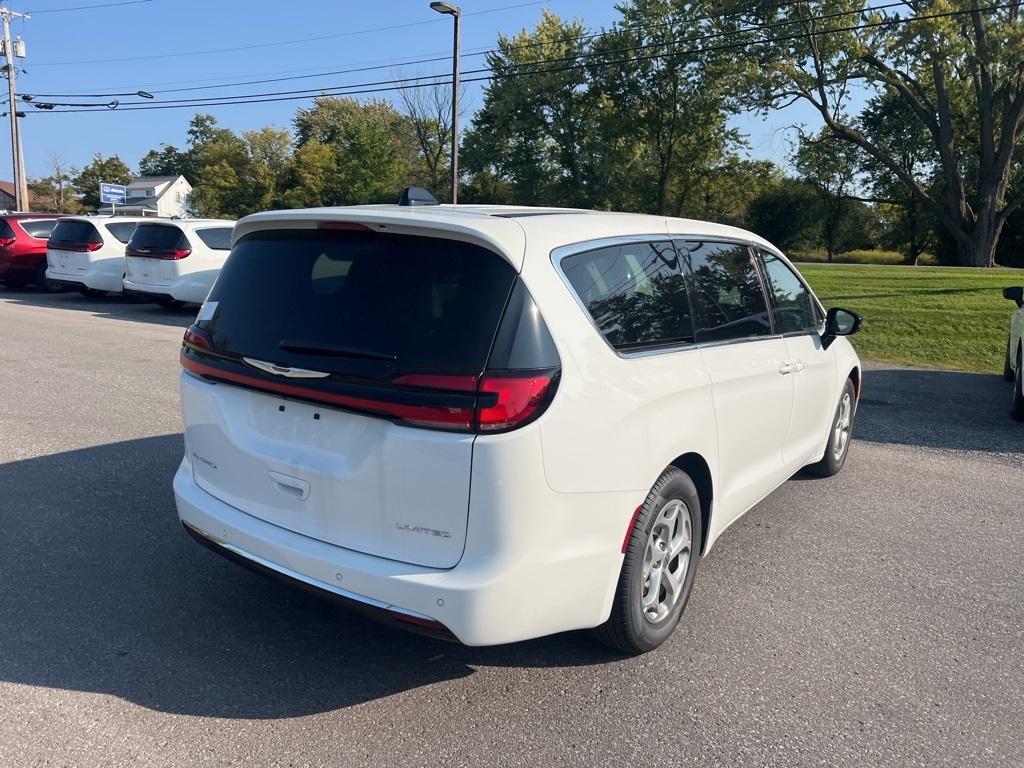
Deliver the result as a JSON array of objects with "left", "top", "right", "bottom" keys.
[{"left": 99, "top": 183, "right": 126, "bottom": 205}]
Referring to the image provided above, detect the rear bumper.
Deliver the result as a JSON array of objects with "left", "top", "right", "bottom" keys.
[
  {"left": 46, "top": 263, "right": 124, "bottom": 293},
  {"left": 173, "top": 455, "right": 633, "bottom": 646},
  {"left": 124, "top": 274, "right": 211, "bottom": 304}
]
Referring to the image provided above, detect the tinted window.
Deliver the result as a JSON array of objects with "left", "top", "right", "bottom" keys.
[
  {"left": 50, "top": 220, "right": 101, "bottom": 247},
  {"left": 195, "top": 227, "right": 232, "bottom": 250},
  {"left": 0, "top": 220, "right": 14, "bottom": 240},
  {"left": 19, "top": 219, "right": 58, "bottom": 239},
  {"left": 197, "top": 229, "right": 517, "bottom": 380},
  {"left": 760, "top": 250, "right": 820, "bottom": 333},
  {"left": 679, "top": 241, "right": 771, "bottom": 343},
  {"left": 128, "top": 224, "right": 187, "bottom": 251},
  {"left": 561, "top": 241, "right": 693, "bottom": 350},
  {"left": 105, "top": 221, "right": 138, "bottom": 243}
]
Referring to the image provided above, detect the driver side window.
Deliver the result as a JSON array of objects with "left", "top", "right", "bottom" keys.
[{"left": 759, "top": 250, "right": 821, "bottom": 334}]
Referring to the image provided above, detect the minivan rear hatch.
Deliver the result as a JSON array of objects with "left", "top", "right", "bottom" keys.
[{"left": 180, "top": 226, "right": 519, "bottom": 568}]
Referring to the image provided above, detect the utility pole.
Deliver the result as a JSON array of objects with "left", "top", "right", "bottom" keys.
[{"left": 0, "top": 6, "right": 28, "bottom": 211}]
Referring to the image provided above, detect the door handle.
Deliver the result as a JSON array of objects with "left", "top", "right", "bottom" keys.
[
  {"left": 791, "top": 360, "right": 807, "bottom": 372},
  {"left": 268, "top": 470, "right": 310, "bottom": 501},
  {"left": 778, "top": 362, "right": 795, "bottom": 375}
]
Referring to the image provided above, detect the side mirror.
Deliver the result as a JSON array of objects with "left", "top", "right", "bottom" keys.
[
  {"left": 1002, "top": 286, "right": 1023, "bottom": 308},
  {"left": 822, "top": 307, "right": 861, "bottom": 350}
]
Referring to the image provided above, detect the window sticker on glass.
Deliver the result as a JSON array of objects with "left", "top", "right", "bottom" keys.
[{"left": 197, "top": 301, "right": 218, "bottom": 322}]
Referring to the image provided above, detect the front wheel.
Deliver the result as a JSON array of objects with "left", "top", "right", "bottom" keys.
[
  {"left": 1011, "top": 349, "right": 1024, "bottom": 422},
  {"left": 594, "top": 467, "right": 702, "bottom": 655},
  {"left": 807, "top": 378, "right": 857, "bottom": 477},
  {"left": 1004, "top": 337, "right": 1015, "bottom": 383}
]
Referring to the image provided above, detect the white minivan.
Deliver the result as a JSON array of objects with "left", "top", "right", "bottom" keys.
[
  {"left": 123, "top": 219, "right": 235, "bottom": 307},
  {"left": 174, "top": 199, "right": 862, "bottom": 653},
  {"left": 46, "top": 216, "right": 148, "bottom": 296}
]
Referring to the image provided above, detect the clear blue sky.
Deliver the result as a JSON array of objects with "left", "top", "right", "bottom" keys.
[{"left": 12, "top": 0, "right": 817, "bottom": 180}]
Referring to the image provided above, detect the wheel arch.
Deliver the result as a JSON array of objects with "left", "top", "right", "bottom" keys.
[
  {"left": 848, "top": 364, "right": 862, "bottom": 399},
  {"left": 668, "top": 452, "right": 713, "bottom": 556}
]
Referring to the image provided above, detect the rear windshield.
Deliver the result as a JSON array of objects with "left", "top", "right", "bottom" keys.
[
  {"left": 19, "top": 219, "right": 58, "bottom": 239},
  {"left": 105, "top": 221, "right": 138, "bottom": 243},
  {"left": 50, "top": 220, "right": 101, "bottom": 247},
  {"left": 197, "top": 229, "right": 517, "bottom": 380},
  {"left": 128, "top": 224, "right": 187, "bottom": 251},
  {"left": 195, "top": 227, "right": 232, "bottom": 250}
]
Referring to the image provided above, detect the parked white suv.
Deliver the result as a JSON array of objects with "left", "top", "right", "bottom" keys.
[
  {"left": 46, "top": 216, "right": 148, "bottom": 296},
  {"left": 174, "top": 200, "right": 862, "bottom": 653},
  {"left": 1003, "top": 285, "right": 1023, "bottom": 420},
  {"left": 123, "top": 219, "right": 235, "bottom": 307}
]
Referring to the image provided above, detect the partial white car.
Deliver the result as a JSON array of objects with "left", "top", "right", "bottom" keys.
[
  {"left": 123, "top": 219, "right": 235, "bottom": 307},
  {"left": 1003, "top": 285, "right": 1023, "bottom": 420},
  {"left": 46, "top": 216, "right": 148, "bottom": 296},
  {"left": 173, "top": 196, "right": 862, "bottom": 654}
]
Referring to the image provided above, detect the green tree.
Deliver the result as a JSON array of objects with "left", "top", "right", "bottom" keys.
[
  {"left": 747, "top": 178, "right": 825, "bottom": 252},
  {"left": 137, "top": 144, "right": 187, "bottom": 178},
  {"left": 243, "top": 126, "right": 292, "bottom": 211},
  {"left": 294, "top": 97, "right": 420, "bottom": 204},
  {"left": 72, "top": 153, "right": 132, "bottom": 211},
  {"left": 279, "top": 139, "right": 337, "bottom": 208},
  {"left": 462, "top": 11, "right": 598, "bottom": 207},
  {"left": 794, "top": 130, "right": 863, "bottom": 261},
  {"left": 737, "top": 1, "right": 1024, "bottom": 266}
]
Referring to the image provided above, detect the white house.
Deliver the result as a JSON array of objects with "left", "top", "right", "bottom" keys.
[{"left": 97, "top": 175, "right": 192, "bottom": 217}]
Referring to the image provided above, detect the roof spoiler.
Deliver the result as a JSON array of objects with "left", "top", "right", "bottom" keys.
[{"left": 398, "top": 186, "right": 440, "bottom": 207}]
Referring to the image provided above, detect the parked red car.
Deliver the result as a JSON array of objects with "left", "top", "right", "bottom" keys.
[{"left": 0, "top": 213, "right": 65, "bottom": 290}]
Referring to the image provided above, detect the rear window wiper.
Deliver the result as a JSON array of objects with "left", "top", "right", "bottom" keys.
[{"left": 279, "top": 339, "right": 397, "bottom": 361}]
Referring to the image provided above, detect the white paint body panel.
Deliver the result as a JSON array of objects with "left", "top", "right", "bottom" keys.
[
  {"left": 174, "top": 204, "right": 861, "bottom": 645},
  {"left": 123, "top": 220, "right": 235, "bottom": 304},
  {"left": 46, "top": 216, "right": 151, "bottom": 293}
]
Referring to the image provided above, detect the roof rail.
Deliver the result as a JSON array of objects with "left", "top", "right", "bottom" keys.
[{"left": 398, "top": 186, "right": 440, "bottom": 207}]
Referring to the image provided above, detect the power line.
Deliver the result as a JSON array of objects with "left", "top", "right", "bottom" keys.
[
  {"left": 31, "top": 2, "right": 1013, "bottom": 114},
  {"left": 27, "top": 0, "right": 547, "bottom": 66},
  {"left": 26, "top": 0, "right": 151, "bottom": 13},
  {"left": 22, "top": 0, "right": 929, "bottom": 109}
]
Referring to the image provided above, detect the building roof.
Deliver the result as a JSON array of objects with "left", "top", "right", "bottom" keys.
[
  {"left": 0, "top": 179, "right": 41, "bottom": 207},
  {"left": 128, "top": 175, "right": 185, "bottom": 185}
]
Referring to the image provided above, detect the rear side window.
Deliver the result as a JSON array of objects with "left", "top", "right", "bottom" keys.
[
  {"left": 194, "top": 227, "right": 232, "bottom": 250},
  {"left": 0, "top": 220, "right": 14, "bottom": 240},
  {"left": 50, "top": 220, "right": 101, "bottom": 247},
  {"left": 197, "top": 229, "right": 517, "bottom": 380},
  {"left": 128, "top": 224, "right": 187, "bottom": 251},
  {"left": 19, "top": 219, "right": 58, "bottom": 239},
  {"left": 679, "top": 241, "right": 771, "bottom": 343},
  {"left": 560, "top": 241, "right": 694, "bottom": 350},
  {"left": 759, "top": 250, "right": 821, "bottom": 334},
  {"left": 105, "top": 221, "right": 138, "bottom": 243}
]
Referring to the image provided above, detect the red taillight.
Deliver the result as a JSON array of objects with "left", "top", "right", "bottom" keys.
[
  {"left": 128, "top": 248, "right": 191, "bottom": 260},
  {"left": 476, "top": 371, "right": 558, "bottom": 432},
  {"left": 56, "top": 241, "right": 102, "bottom": 252},
  {"left": 183, "top": 325, "right": 212, "bottom": 350},
  {"left": 392, "top": 373, "right": 479, "bottom": 392}
]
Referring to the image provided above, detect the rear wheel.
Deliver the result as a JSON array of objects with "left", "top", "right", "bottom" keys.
[
  {"left": 808, "top": 378, "right": 856, "bottom": 477},
  {"left": 1004, "top": 337, "right": 1015, "bottom": 383},
  {"left": 33, "top": 261, "right": 61, "bottom": 293},
  {"left": 156, "top": 296, "right": 185, "bottom": 309},
  {"left": 1011, "top": 348, "right": 1024, "bottom": 422},
  {"left": 595, "top": 467, "right": 701, "bottom": 655},
  {"left": 2, "top": 276, "right": 28, "bottom": 289},
  {"left": 78, "top": 287, "right": 107, "bottom": 298}
]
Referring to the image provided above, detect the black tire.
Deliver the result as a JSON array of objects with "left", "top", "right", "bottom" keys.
[
  {"left": 78, "top": 287, "right": 107, "bottom": 298},
  {"left": 594, "top": 467, "right": 702, "bottom": 655},
  {"left": 2, "top": 276, "right": 28, "bottom": 289},
  {"left": 1011, "top": 348, "right": 1024, "bottom": 422},
  {"left": 32, "top": 261, "right": 61, "bottom": 293},
  {"left": 1004, "top": 337, "right": 1015, "bottom": 383},
  {"left": 807, "top": 378, "right": 857, "bottom": 477},
  {"left": 156, "top": 296, "right": 185, "bottom": 309}
]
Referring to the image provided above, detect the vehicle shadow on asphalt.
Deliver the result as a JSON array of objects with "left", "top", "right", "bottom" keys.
[
  {"left": 853, "top": 366, "right": 1021, "bottom": 455},
  {"left": 1, "top": 286, "right": 196, "bottom": 328},
  {"left": 0, "top": 435, "right": 618, "bottom": 719}
]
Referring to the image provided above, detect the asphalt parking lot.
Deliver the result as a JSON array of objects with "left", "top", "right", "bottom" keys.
[{"left": 1, "top": 288, "right": 1021, "bottom": 768}]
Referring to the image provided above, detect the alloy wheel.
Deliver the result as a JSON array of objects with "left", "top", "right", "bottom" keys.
[{"left": 640, "top": 499, "right": 692, "bottom": 623}]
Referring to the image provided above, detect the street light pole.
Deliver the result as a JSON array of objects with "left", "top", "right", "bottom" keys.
[
  {"left": 430, "top": 2, "right": 460, "bottom": 205},
  {"left": 0, "top": 6, "right": 29, "bottom": 210}
]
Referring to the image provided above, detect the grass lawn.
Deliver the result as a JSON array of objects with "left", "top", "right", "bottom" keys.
[{"left": 799, "top": 263, "right": 1024, "bottom": 374}]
